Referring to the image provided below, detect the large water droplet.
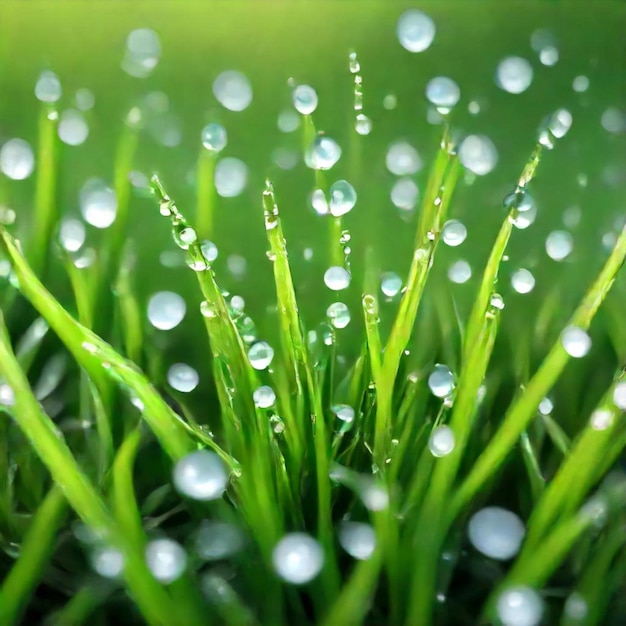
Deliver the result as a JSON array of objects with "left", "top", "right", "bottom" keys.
[
  {"left": 215, "top": 157, "right": 248, "bottom": 198},
  {"left": 213, "top": 70, "right": 252, "bottom": 112},
  {"left": 429, "top": 425, "right": 456, "bottom": 457},
  {"left": 327, "top": 302, "right": 351, "bottom": 329},
  {"left": 201, "top": 123, "right": 227, "bottom": 152},
  {"left": 496, "top": 586, "right": 543, "bottom": 626},
  {"left": 0, "top": 139, "right": 35, "bottom": 180},
  {"left": 425, "top": 76, "right": 460, "bottom": 109},
  {"left": 91, "top": 546, "right": 124, "bottom": 578},
  {"left": 311, "top": 188, "right": 329, "bottom": 215},
  {"left": 248, "top": 341, "right": 274, "bottom": 370},
  {"left": 147, "top": 291, "right": 186, "bottom": 330},
  {"left": 397, "top": 9, "right": 436, "bottom": 53},
  {"left": 496, "top": 57, "right": 533, "bottom": 94},
  {"left": 272, "top": 533, "right": 324, "bottom": 584},
  {"left": 253, "top": 385, "right": 276, "bottom": 408},
  {"left": 329, "top": 180, "right": 357, "bottom": 217},
  {"left": 390, "top": 178, "right": 419, "bottom": 210},
  {"left": 339, "top": 521, "right": 376, "bottom": 560},
  {"left": 80, "top": 178, "right": 118, "bottom": 229},
  {"left": 195, "top": 521, "right": 244, "bottom": 560},
  {"left": 332, "top": 404, "right": 355, "bottom": 424},
  {"left": 545, "top": 230, "right": 573, "bottom": 261},
  {"left": 572, "top": 75, "right": 589, "bottom": 93},
  {"left": 145, "top": 539, "right": 187, "bottom": 584},
  {"left": 75, "top": 88, "right": 95, "bottom": 111},
  {"left": 58, "top": 109, "right": 89, "bottom": 146},
  {"left": 386, "top": 141, "right": 422, "bottom": 176},
  {"left": 547, "top": 108, "right": 573, "bottom": 139},
  {"left": 324, "top": 266, "right": 351, "bottom": 291},
  {"left": 292, "top": 84, "right": 318, "bottom": 115},
  {"left": 448, "top": 259, "right": 472, "bottom": 284},
  {"left": 306, "top": 136, "right": 342, "bottom": 170},
  {"left": 442, "top": 220, "right": 467, "bottom": 246},
  {"left": 355, "top": 114, "right": 372, "bottom": 135},
  {"left": 380, "top": 271, "right": 402, "bottom": 297},
  {"left": 613, "top": 382, "right": 626, "bottom": 410},
  {"left": 428, "top": 364, "right": 455, "bottom": 398},
  {"left": 590, "top": 409, "right": 613, "bottom": 431},
  {"left": 0, "top": 383, "right": 15, "bottom": 407},
  {"left": 59, "top": 218, "right": 86, "bottom": 252},
  {"left": 511, "top": 268, "right": 535, "bottom": 294},
  {"left": 173, "top": 450, "right": 228, "bottom": 500},
  {"left": 561, "top": 326, "right": 591, "bottom": 358},
  {"left": 459, "top": 135, "right": 498, "bottom": 175},
  {"left": 35, "top": 70, "right": 62, "bottom": 102},
  {"left": 468, "top": 506, "right": 525, "bottom": 560},
  {"left": 122, "top": 29, "right": 161, "bottom": 78},
  {"left": 167, "top": 363, "right": 199, "bottom": 393}
]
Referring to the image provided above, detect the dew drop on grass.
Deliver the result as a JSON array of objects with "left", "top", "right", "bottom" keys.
[
  {"left": 538, "top": 397, "right": 553, "bottom": 415},
  {"left": 58, "top": 109, "right": 89, "bottom": 146},
  {"left": 201, "top": 123, "right": 227, "bottom": 152},
  {"left": 213, "top": 70, "right": 252, "bottom": 112},
  {"left": 324, "top": 266, "right": 351, "bottom": 291},
  {"left": 306, "top": 136, "right": 342, "bottom": 170},
  {"left": 272, "top": 533, "right": 324, "bottom": 584},
  {"left": 511, "top": 268, "right": 535, "bottom": 294},
  {"left": 428, "top": 364, "right": 455, "bottom": 398},
  {"left": 339, "top": 521, "right": 376, "bottom": 560},
  {"left": 147, "top": 291, "right": 186, "bottom": 330},
  {"left": 327, "top": 302, "right": 351, "bottom": 329},
  {"left": 122, "top": 29, "right": 161, "bottom": 78},
  {"left": 459, "top": 135, "right": 498, "bottom": 175},
  {"left": 173, "top": 225, "right": 197, "bottom": 250},
  {"left": 545, "top": 230, "right": 573, "bottom": 261},
  {"left": 425, "top": 76, "right": 460, "bottom": 110},
  {"left": 397, "top": 9, "right": 436, "bottom": 53},
  {"left": 35, "top": 70, "right": 62, "bottom": 102},
  {"left": 277, "top": 109, "right": 300, "bottom": 133},
  {"left": 329, "top": 180, "right": 357, "bottom": 217},
  {"left": 332, "top": 404, "right": 355, "bottom": 424},
  {"left": 292, "top": 84, "right": 318, "bottom": 115},
  {"left": 145, "top": 539, "right": 187, "bottom": 584},
  {"left": 80, "top": 179, "right": 117, "bottom": 228},
  {"left": 173, "top": 450, "right": 228, "bottom": 501},
  {"left": 572, "top": 75, "right": 589, "bottom": 93},
  {"left": 200, "top": 240, "right": 219, "bottom": 264},
  {"left": 253, "top": 385, "right": 276, "bottom": 408},
  {"left": 561, "top": 326, "right": 591, "bottom": 358},
  {"left": 448, "top": 259, "right": 471, "bottom": 284},
  {"left": 167, "top": 363, "right": 199, "bottom": 393},
  {"left": 0, "top": 138, "right": 35, "bottom": 180},
  {"left": 195, "top": 521, "right": 244, "bottom": 560},
  {"left": 547, "top": 108, "right": 573, "bottom": 139},
  {"left": 355, "top": 114, "right": 372, "bottom": 135},
  {"left": 91, "top": 546, "right": 124, "bottom": 578},
  {"left": 442, "top": 220, "right": 467, "bottom": 246},
  {"left": 0, "top": 383, "right": 15, "bottom": 407},
  {"left": 613, "top": 382, "right": 626, "bottom": 410},
  {"left": 310, "top": 188, "right": 329, "bottom": 215},
  {"left": 248, "top": 341, "right": 274, "bottom": 370},
  {"left": 215, "top": 157, "right": 248, "bottom": 198},
  {"left": 496, "top": 57, "right": 533, "bottom": 94},
  {"left": 496, "top": 586, "right": 543, "bottom": 626},
  {"left": 468, "top": 506, "right": 525, "bottom": 560},
  {"left": 589, "top": 409, "right": 613, "bottom": 431},
  {"left": 386, "top": 141, "right": 422, "bottom": 176},
  {"left": 429, "top": 425, "right": 455, "bottom": 457},
  {"left": 75, "top": 88, "right": 95, "bottom": 111},
  {"left": 391, "top": 178, "right": 419, "bottom": 210},
  {"left": 359, "top": 479, "right": 389, "bottom": 511},
  {"left": 58, "top": 218, "right": 86, "bottom": 252}
]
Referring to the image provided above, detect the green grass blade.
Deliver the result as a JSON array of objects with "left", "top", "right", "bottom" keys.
[
  {"left": 48, "top": 584, "right": 112, "bottom": 626},
  {"left": 196, "top": 148, "right": 217, "bottom": 239}
]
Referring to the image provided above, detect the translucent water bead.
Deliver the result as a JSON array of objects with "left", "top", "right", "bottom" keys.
[
  {"left": 0, "top": 138, "right": 35, "bottom": 180},
  {"left": 59, "top": 219, "right": 86, "bottom": 252},
  {"left": 459, "top": 135, "right": 498, "bottom": 176},
  {"left": 511, "top": 268, "right": 535, "bottom": 294},
  {"left": 324, "top": 266, "right": 351, "bottom": 291},
  {"left": 122, "top": 29, "right": 161, "bottom": 78},
  {"left": 448, "top": 260, "right": 471, "bottom": 284},
  {"left": 306, "top": 136, "right": 342, "bottom": 170},
  {"left": 391, "top": 178, "right": 419, "bottom": 210},
  {"left": 167, "top": 363, "right": 199, "bottom": 393},
  {"left": 329, "top": 180, "right": 357, "bottom": 217},
  {"left": 58, "top": 109, "right": 89, "bottom": 146},
  {"left": 496, "top": 57, "right": 533, "bottom": 94},
  {"left": 213, "top": 70, "right": 252, "bottom": 112},
  {"left": 545, "top": 230, "right": 573, "bottom": 260},
  {"left": 327, "top": 302, "right": 351, "bottom": 329},
  {"left": 35, "top": 70, "right": 62, "bottom": 102},
  {"left": 561, "top": 326, "right": 591, "bottom": 358},
  {"left": 386, "top": 141, "right": 421, "bottom": 176},
  {"left": 195, "top": 520, "right": 244, "bottom": 560},
  {"left": 397, "top": 9, "right": 436, "bottom": 53},
  {"left": 467, "top": 506, "right": 525, "bottom": 560},
  {"left": 429, "top": 425, "right": 455, "bottom": 457},
  {"left": 496, "top": 586, "right": 544, "bottom": 626},
  {"left": 91, "top": 546, "right": 124, "bottom": 578},
  {"left": 339, "top": 521, "right": 376, "bottom": 560},
  {"left": 248, "top": 341, "right": 274, "bottom": 370},
  {"left": 272, "top": 533, "right": 324, "bottom": 584},
  {"left": 425, "top": 77, "right": 460, "bottom": 109},
  {"left": 79, "top": 178, "right": 118, "bottom": 229},
  {"left": 381, "top": 271, "right": 402, "bottom": 297},
  {"left": 253, "top": 385, "right": 276, "bottom": 408},
  {"left": 442, "top": 220, "right": 467, "bottom": 246},
  {"left": 613, "top": 382, "right": 626, "bottom": 410},
  {"left": 147, "top": 291, "right": 186, "bottom": 330},
  {"left": 214, "top": 157, "right": 248, "bottom": 198},
  {"left": 292, "top": 84, "right": 318, "bottom": 115},
  {"left": 173, "top": 450, "right": 228, "bottom": 501},
  {"left": 145, "top": 538, "right": 187, "bottom": 584},
  {"left": 201, "top": 123, "right": 227, "bottom": 152},
  {"left": 332, "top": 404, "right": 355, "bottom": 424},
  {"left": 428, "top": 364, "right": 455, "bottom": 398}
]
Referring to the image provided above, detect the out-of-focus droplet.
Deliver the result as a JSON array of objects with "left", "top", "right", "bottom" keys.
[
  {"left": 397, "top": 9, "right": 436, "bottom": 53},
  {"left": 145, "top": 538, "right": 187, "bottom": 584},
  {"left": 173, "top": 450, "right": 228, "bottom": 500},
  {"left": 0, "top": 139, "right": 35, "bottom": 180},
  {"left": 468, "top": 506, "right": 525, "bottom": 560},
  {"left": 272, "top": 533, "right": 324, "bottom": 584},
  {"left": 147, "top": 291, "right": 186, "bottom": 330},
  {"left": 213, "top": 71, "right": 253, "bottom": 112}
]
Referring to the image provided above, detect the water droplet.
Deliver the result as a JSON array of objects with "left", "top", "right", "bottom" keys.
[
  {"left": 545, "top": 230, "right": 573, "bottom": 261},
  {"left": 277, "top": 109, "right": 300, "bottom": 133},
  {"left": 327, "top": 302, "right": 351, "bottom": 329},
  {"left": 75, "top": 88, "right": 95, "bottom": 111},
  {"left": 195, "top": 521, "right": 244, "bottom": 560},
  {"left": 448, "top": 259, "right": 471, "bottom": 284},
  {"left": 58, "top": 109, "right": 89, "bottom": 146},
  {"left": 561, "top": 326, "right": 591, "bottom": 358},
  {"left": 332, "top": 404, "right": 355, "bottom": 424},
  {"left": 386, "top": 141, "right": 421, "bottom": 176},
  {"left": 173, "top": 225, "right": 198, "bottom": 251},
  {"left": 167, "top": 363, "right": 199, "bottom": 393},
  {"left": 459, "top": 135, "right": 498, "bottom": 175},
  {"left": 201, "top": 123, "right": 227, "bottom": 152},
  {"left": 253, "top": 385, "right": 276, "bottom": 409},
  {"left": 348, "top": 50, "right": 360, "bottom": 73},
  {"left": 0, "top": 383, "right": 15, "bottom": 406},
  {"left": 390, "top": 178, "right": 419, "bottom": 210},
  {"left": 145, "top": 538, "right": 187, "bottom": 584},
  {"left": 355, "top": 114, "right": 372, "bottom": 135},
  {"left": 564, "top": 592, "right": 588, "bottom": 621},
  {"left": 380, "top": 271, "right": 402, "bottom": 297},
  {"left": 496, "top": 57, "right": 533, "bottom": 94},
  {"left": 425, "top": 76, "right": 460, "bottom": 109},
  {"left": 147, "top": 291, "right": 186, "bottom": 330},
  {"left": 329, "top": 180, "right": 357, "bottom": 217},
  {"left": 122, "top": 29, "right": 161, "bottom": 78},
  {"left": 173, "top": 450, "right": 227, "bottom": 500},
  {"left": 324, "top": 266, "right": 351, "bottom": 291},
  {"left": 397, "top": 9, "right": 436, "bottom": 53},
  {"left": 383, "top": 93, "right": 397, "bottom": 110},
  {"left": 213, "top": 70, "right": 252, "bottom": 112},
  {"left": 562, "top": 206, "right": 581, "bottom": 229},
  {"left": 511, "top": 269, "right": 535, "bottom": 294},
  {"left": 539, "top": 46, "right": 559, "bottom": 66},
  {"left": 248, "top": 341, "right": 274, "bottom": 370},
  {"left": 613, "top": 382, "right": 626, "bottom": 410},
  {"left": 0, "top": 138, "right": 35, "bottom": 180},
  {"left": 227, "top": 254, "right": 247, "bottom": 279},
  {"left": 429, "top": 425, "right": 455, "bottom": 457},
  {"left": 80, "top": 178, "right": 117, "bottom": 229},
  {"left": 306, "top": 136, "right": 341, "bottom": 170},
  {"left": 339, "top": 521, "right": 375, "bottom": 560},
  {"left": 572, "top": 75, "right": 589, "bottom": 93},
  {"left": 58, "top": 218, "right": 86, "bottom": 252},
  {"left": 359, "top": 479, "right": 389, "bottom": 511},
  {"left": 490, "top": 293, "right": 505, "bottom": 310},
  {"left": 538, "top": 397, "right": 553, "bottom": 415},
  {"left": 35, "top": 70, "right": 62, "bottom": 102},
  {"left": 200, "top": 240, "right": 219, "bottom": 264},
  {"left": 272, "top": 533, "right": 324, "bottom": 584},
  {"left": 589, "top": 409, "right": 613, "bottom": 431},
  {"left": 442, "top": 220, "right": 467, "bottom": 246},
  {"left": 468, "top": 506, "right": 525, "bottom": 560},
  {"left": 496, "top": 586, "right": 543, "bottom": 626},
  {"left": 600, "top": 107, "right": 626, "bottom": 134},
  {"left": 547, "top": 108, "right": 573, "bottom": 139},
  {"left": 292, "top": 84, "right": 318, "bottom": 115},
  {"left": 215, "top": 157, "right": 248, "bottom": 198},
  {"left": 428, "top": 364, "right": 455, "bottom": 398}
]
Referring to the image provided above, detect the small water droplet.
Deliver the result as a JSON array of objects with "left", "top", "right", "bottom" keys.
[
  {"left": 195, "top": 521, "right": 244, "bottom": 560},
  {"left": 167, "top": 363, "right": 199, "bottom": 393},
  {"left": 425, "top": 76, "right": 460, "bottom": 109},
  {"left": 292, "top": 84, "right": 318, "bottom": 115},
  {"left": 459, "top": 135, "right": 498, "bottom": 175},
  {"left": 600, "top": 107, "right": 625, "bottom": 134},
  {"left": 397, "top": 9, "right": 436, "bottom": 53},
  {"left": 538, "top": 397, "right": 553, "bottom": 415},
  {"left": 448, "top": 259, "right": 472, "bottom": 284},
  {"left": 58, "top": 109, "right": 89, "bottom": 146},
  {"left": 35, "top": 70, "right": 62, "bottom": 102},
  {"left": 380, "top": 271, "right": 402, "bottom": 297},
  {"left": 327, "top": 302, "right": 351, "bottom": 329},
  {"left": 253, "top": 385, "right": 276, "bottom": 409},
  {"left": 145, "top": 539, "right": 187, "bottom": 584},
  {"left": 91, "top": 546, "right": 124, "bottom": 578},
  {"left": 0, "top": 383, "right": 15, "bottom": 406},
  {"left": 561, "top": 326, "right": 591, "bottom": 358},
  {"left": 213, "top": 70, "right": 252, "bottom": 112},
  {"left": 563, "top": 592, "right": 588, "bottom": 621},
  {"left": 613, "top": 382, "right": 626, "bottom": 410},
  {"left": 324, "top": 266, "right": 351, "bottom": 291},
  {"left": 496, "top": 586, "right": 543, "bottom": 626},
  {"left": 383, "top": 93, "right": 397, "bottom": 110},
  {"left": 428, "top": 364, "right": 455, "bottom": 398},
  {"left": 355, "top": 113, "right": 372, "bottom": 135},
  {"left": 386, "top": 141, "right": 421, "bottom": 176},
  {"left": 468, "top": 506, "right": 525, "bottom": 560},
  {"left": 272, "top": 533, "right": 324, "bottom": 584},
  {"left": 215, "top": 157, "right": 248, "bottom": 198},
  {"left": 545, "top": 230, "right": 573, "bottom": 261},
  {"left": 572, "top": 75, "right": 589, "bottom": 93},
  {"left": 390, "top": 178, "right": 419, "bottom": 210},
  {"left": 348, "top": 50, "right": 360, "bottom": 74},
  {"left": 80, "top": 178, "right": 117, "bottom": 229},
  {"left": 305, "top": 136, "right": 342, "bottom": 170},
  {"left": 59, "top": 218, "right": 86, "bottom": 252},
  {"left": 201, "top": 123, "right": 227, "bottom": 152},
  {"left": 589, "top": 409, "right": 613, "bottom": 431},
  {"left": 329, "top": 180, "right": 357, "bottom": 217},
  {"left": 490, "top": 293, "right": 505, "bottom": 310},
  {"left": 0, "top": 138, "right": 35, "bottom": 180},
  {"left": 332, "top": 404, "right": 355, "bottom": 424},
  {"left": 429, "top": 425, "right": 455, "bottom": 457},
  {"left": 339, "top": 521, "right": 375, "bottom": 560},
  {"left": 248, "top": 341, "right": 274, "bottom": 370},
  {"left": 173, "top": 450, "right": 228, "bottom": 500},
  {"left": 511, "top": 268, "right": 535, "bottom": 294},
  {"left": 496, "top": 56, "right": 533, "bottom": 94},
  {"left": 442, "top": 220, "right": 467, "bottom": 246},
  {"left": 147, "top": 291, "right": 186, "bottom": 330}
]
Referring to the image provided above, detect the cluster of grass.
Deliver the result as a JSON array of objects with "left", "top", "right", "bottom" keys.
[{"left": 1, "top": 69, "right": 626, "bottom": 626}]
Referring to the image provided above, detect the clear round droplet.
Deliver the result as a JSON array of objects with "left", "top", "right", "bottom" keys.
[
  {"left": 429, "top": 425, "right": 455, "bottom": 457},
  {"left": 327, "top": 302, "right": 351, "bottom": 329},
  {"left": 468, "top": 506, "right": 526, "bottom": 560},
  {"left": 91, "top": 546, "right": 124, "bottom": 578},
  {"left": 306, "top": 136, "right": 342, "bottom": 170},
  {"left": 600, "top": 107, "right": 625, "bottom": 134},
  {"left": 459, "top": 135, "right": 498, "bottom": 176},
  {"left": 548, "top": 108, "right": 573, "bottom": 139},
  {"left": 167, "top": 363, "right": 199, "bottom": 393},
  {"left": 79, "top": 178, "right": 118, "bottom": 229},
  {"left": 496, "top": 586, "right": 543, "bottom": 626},
  {"left": 292, "top": 84, "right": 318, "bottom": 115},
  {"left": 561, "top": 326, "right": 591, "bottom": 358},
  {"left": 391, "top": 178, "right": 419, "bottom": 210},
  {"left": 311, "top": 188, "right": 329, "bottom": 215},
  {"left": 381, "top": 271, "right": 402, "bottom": 297},
  {"left": 496, "top": 57, "right": 533, "bottom": 94},
  {"left": 329, "top": 180, "right": 357, "bottom": 217},
  {"left": 428, "top": 364, "right": 455, "bottom": 398},
  {"left": 448, "top": 259, "right": 472, "bottom": 284},
  {"left": 511, "top": 268, "right": 535, "bottom": 294},
  {"left": 442, "top": 220, "right": 467, "bottom": 246},
  {"left": 425, "top": 76, "right": 460, "bottom": 109},
  {"left": 613, "top": 382, "right": 626, "bottom": 410},
  {"left": 539, "top": 46, "right": 559, "bottom": 66},
  {"left": 386, "top": 141, "right": 422, "bottom": 176},
  {"left": 397, "top": 9, "right": 436, "bottom": 53},
  {"left": 324, "top": 266, "right": 351, "bottom": 291},
  {"left": 147, "top": 291, "right": 186, "bottom": 330},
  {"left": 213, "top": 70, "right": 252, "bottom": 112},
  {"left": 201, "top": 123, "right": 227, "bottom": 152},
  {"left": 538, "top": 397, "right": 553, "bottom": 416},
  {"left": 545, "top": 230, "right": 573, "bottom": 261},
  {"left": 35, "top": 70, "right": 62, "bottom": 103},
  {"left": 195, "top": 521, "right": 244, "bottom": 560},
  {"left": 272, "top": 533, "right": 324, "bottom": 584},
  {"left": 0, "top": 383, "right": 15, "bottom": 407},
  {"left": 201, "top": 240, "right": 219, "bottom": 263},
  {"left": 590, "top": 409, "right": 613, "bottom": 431},
  {"left": 339, "top": 521, "right": 376, "bottom": 560},
  {"left": 75, "top": 88, "right": 95, "bottom": 111},
  {"left": 58, "top": 109, "right": 89, "bottom": 146},
  {"left": 332, "top": 404, "right": 355, "bottom": 424},
  {"left": 248, "top": 341, "right": 274, "bottom": 370},
  {"left": 145, "top": 539, "right": 187, "bottom": 584},
  {"left": 59, "top": 218, "right": 86, "bottom": 252},
  {"left": 355, "top": 114, "right": 372, "bottom": 135},
  {"left": 0, "top": 139, "right": 35, "bottom": 180},
  {"left": 173, "top": 450, "right": 228, "bottom": 501},
  {"left": 253, "top": 385, "right": 276, "bottom": 409},
  {"left": 572, "top": 75, "right": 589, "bottom": 93},
  {"left": 122, "top": 29, "right": 161, "bottom": 78},
  {"left": 215, "top": 157, "right": 248, "bottom": 198}
]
